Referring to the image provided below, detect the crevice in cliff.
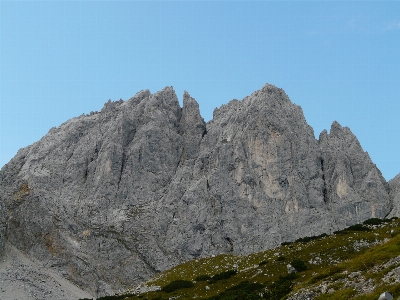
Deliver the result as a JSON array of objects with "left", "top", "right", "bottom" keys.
[
  {"left": 321, "top": 158, "right": 328, "bottom": 203},
  {"left": 117, "top": 127, "right": 136, "bottom": 188},
  {"left": 136, "top": 249, "right": 159, "bottom": 275},
  {"left": 117, "top": 152, "right": 126, "bottom": 188},
  {"left": 202, "top": 127, "right": 208, "bottom": 138},
  {"left": 225, "top": 237, "right": 234, "bottom": 252}
]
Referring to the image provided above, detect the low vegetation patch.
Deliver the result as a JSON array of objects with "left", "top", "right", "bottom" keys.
[
  {"left": 264, "top": 273, "right": 296, "bottom": 300},
  {"left": 195, "top": 274, "right": 212, "bottom": 281},
  {"left": 161, "top": 280, "right": 194, "bottom": 293},
  {"left": 295, "top": 233, "right": 328, "bottom": 243},
  {"left": 206, "top": 281, "right": 265, "bottom": 300},
  {"left": 334, "top": 223, "right": 370, "bottom": 234},
  {"left": 209, "top": 270, "right": 237, "bottom": 283},
  {"left": 290, "top": 259, "right": 307, "bottom": 272},
  {"left": 99, "top": 218, "right": 400, "bottom": 300}
]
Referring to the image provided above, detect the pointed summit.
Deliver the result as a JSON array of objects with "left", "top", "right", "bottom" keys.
[{"left": 180, "top": 91, "right": 206, "bottom": 160}]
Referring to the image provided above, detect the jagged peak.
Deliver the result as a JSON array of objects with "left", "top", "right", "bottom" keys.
[
  {"left": 330, "top": 120, "right": 344, "bottom": 133},
  {"left": 152, "top": 86, "right": 176, "bottom": 98},
  {"left": 260, "top": 83, "right": 282, "bottom": 93},
  {"left": 182, "top": 90, "right": 199, "bottom": 109},
  {"left": 127, "top": 89, "right": 151, "bottom": 102},
  {"left": 319, "top": 129, "right": 328, "bottom": 142},
  {"left": 389, "top": 173, "right": 400, "bottom": 188},
  {"left": 241, "top": 83, "right": 291, "bottom": 109},
  {"left": 212, "top": 83, "right": 293, "bottom": 120},
  {"left": 146, "top": 86, "right": 181, "bottom": 114},
  {"left": 328, "top": 121, "right": 355, "bottom": 138},
  {"left": 181, "top": 91, "right": 205, "bottom": 133}
]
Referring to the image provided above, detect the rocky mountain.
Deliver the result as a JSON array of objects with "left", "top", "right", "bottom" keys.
[{"left": 0, "top": 84, "right": 396, "bottom": 297}]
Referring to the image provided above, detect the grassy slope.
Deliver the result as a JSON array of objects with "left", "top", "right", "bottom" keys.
[{"left": 88, "top": 218, "right": 400, "bottom": 300}]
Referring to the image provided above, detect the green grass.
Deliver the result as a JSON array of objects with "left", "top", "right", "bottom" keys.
[{"left": 86, "top": 219, "right": 400, "bottom": 300}]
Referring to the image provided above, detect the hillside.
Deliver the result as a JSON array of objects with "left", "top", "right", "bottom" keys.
[{"left": 92, "top": 217, "right": 400, "bottom": 300}]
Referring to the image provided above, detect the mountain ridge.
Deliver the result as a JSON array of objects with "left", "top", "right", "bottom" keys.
[{"left": 0, "top": 83, "right": 398, "bottom": 298}]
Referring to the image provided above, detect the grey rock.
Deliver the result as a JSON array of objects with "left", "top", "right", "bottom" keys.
[
  {"left": 388, "top": 174, "right": 400, "bottom": 217},
  {"left": 0, "top": 83, "right": 396, "bottom": 297},
  {"left": 319, "top": 121, "right": 391, "bottom": 227},
  {"left": 287, "top": 264, "right": 296, "bottom": 274},
  {"left": 378, "top": 292, "right": 393, "bottom": 300}
]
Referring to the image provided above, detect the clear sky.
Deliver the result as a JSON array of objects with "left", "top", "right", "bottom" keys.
[{"left": 1, "top": 1, "right": 399, "bottom": 181}]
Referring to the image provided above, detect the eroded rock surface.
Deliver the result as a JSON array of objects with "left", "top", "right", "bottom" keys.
[
  {"left": 389, "top": 174, "right": 400, "bottom": 217},
  {"left": 319, "top": 122, "right": 390, "bottom": 227},
  {"left": 0, "top": 84, "right": 395, "bottom": 297}
]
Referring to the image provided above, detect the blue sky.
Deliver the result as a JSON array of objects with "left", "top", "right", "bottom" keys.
[{"left": 1, "top": 1, "right": 399, "bottom": 181}]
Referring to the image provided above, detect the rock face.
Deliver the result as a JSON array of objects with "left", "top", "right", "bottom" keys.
[
  {"left": 0, "top": 84, "right": 395, "bottom": 297},
  {"left": 319, "top": 122, "right": 391, "bottom": 226},
  {"left": 388, "top": 174, "right": 400, "bottom": 217}
]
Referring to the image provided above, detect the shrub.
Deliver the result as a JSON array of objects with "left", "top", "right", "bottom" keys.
[
  {"left": 259, "top": 260, "right": 268, "bottom": 266},
  {"left": 226, "top": 281, "right": 264, "bottom": 292},
  {"left": 295, "top": 233, "right": 328, "bottom": 243},
  {"left": 363, "top": 218, "right": 383, "bottom": 225},
  {"left": 209, "top": 270, "right": 237, "bottom": 283},
  {"left": 291, "top": 259, "right": 308, "bottom": 272},
  {"left": 281, "top": 241, "right": 292, "bottom": 246},
  {"left": 264, "top": 274, "right": 295, "bottom": 300},
  {"left": 346, "top": 224, "right": 370, "bottom": 232},
  {"left": 195, "top": 274, "right": 212, "bottom": 281},
  {"left": 276, "top": 256, "right": 285, "bottom": 261},
  {"left": 161, "top": 280, "right": 194, "bottom": 293},
  {"left": 335, "top": 223, "right": 370, "bottom": 234}
]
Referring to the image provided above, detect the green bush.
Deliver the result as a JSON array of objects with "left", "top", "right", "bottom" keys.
[
  {"left": 276, "top": 256, "right": 285, "bottom": 261},
  {"left": 195, "top": 274, "right": 212, "bottom": 281},
  {"left": 334, "top": 223, "right": 370, "bottom": 234},
  {"left": 264, "top": 274, "right": 295, "bottom": 300},
  {"left": 209, "top": 270, "right": 237, "bottom": 283},
  {"left": 291, "top": 259, "right": 308, "bottom": 272},
  {"left": 333, "top": 229, "right": 347, "bottom": 235},
  {"left": 347, "top": 224, "right": 370, "bottom": 232},
  {"left": 161, "top": 279, "right": 194, "bottom": 293},
  {"left": 363, "top": 218, "right": 383, "bottom": 225},
  {"left": 281, "top": 241, "right": 292, "bottom": 246},
  {"left": 295, "top": 233, "right": 328, "bottom": 243}
]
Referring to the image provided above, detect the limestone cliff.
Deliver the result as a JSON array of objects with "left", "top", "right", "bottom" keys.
[
  {"left": 0, "top": 84, "right": 394, "bottom": 297},
  {"left": 319, "top": 121, "right": 390, "bottom": 226},
  {"left": 389, "top": 174, "right": 400, "bottom": 217}
]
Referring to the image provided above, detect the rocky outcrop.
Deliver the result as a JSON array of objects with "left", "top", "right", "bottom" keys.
[
  {"left": 0, "top": 242, "right": 92, "bottom": 300},
  {"left": 319, "top": 121, "right": 390, "bottom": 227},
  {"left": 388, "top": 174, "right": 400, "bottom": 217},
  {"left": 0, "top": 84, "right": 395, "bottom": 297}
]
